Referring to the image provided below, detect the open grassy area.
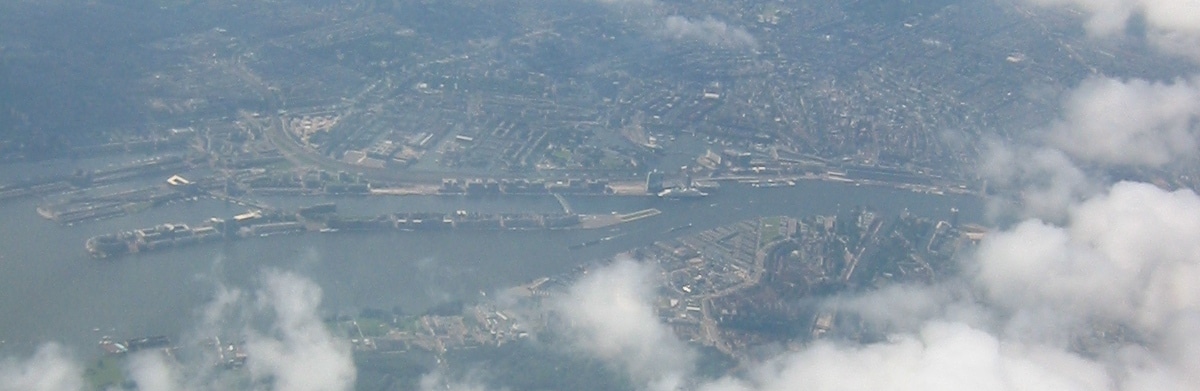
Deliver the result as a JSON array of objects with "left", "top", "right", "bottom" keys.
[
  {"left": 84, "top": 356, "right": 125, "bottom": 390},
  {"left": 760, "top": 216, "right": 785, "bottom": 245},
  {"left": 355, "top": 317, "right": 392, "bottom": 338}
]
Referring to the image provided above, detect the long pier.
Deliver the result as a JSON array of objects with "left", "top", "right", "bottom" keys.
[
  {"left": 84, "top": 204, "right": 664, "bottom": 259},
  {"left": 552, "top": 193, "right": 574, "bottom": 214}
]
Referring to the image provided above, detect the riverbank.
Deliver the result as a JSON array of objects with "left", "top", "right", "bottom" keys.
[{"left": 0, "top": 180, "right": 984, "bottom": 356}]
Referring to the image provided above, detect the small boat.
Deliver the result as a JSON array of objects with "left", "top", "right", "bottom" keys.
[
  {"left": 657, "top": 187, "right": 707, "bottom": 199},
  {"left": 568, "top": 238, "right": 603, "bottom": 250},
  {"left": 664, "top": 223, "right": 694, "bottom": 234}
]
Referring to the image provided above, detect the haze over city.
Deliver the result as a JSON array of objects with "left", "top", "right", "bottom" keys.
[{"left": 2, "top": 0, "right": 1200, "bottom": 390}]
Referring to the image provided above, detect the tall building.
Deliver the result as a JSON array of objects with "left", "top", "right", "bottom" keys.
[{"left": 646, "top": 170, "right": 665, "bottom": 194}]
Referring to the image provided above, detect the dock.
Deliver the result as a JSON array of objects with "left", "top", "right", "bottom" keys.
[
  {"left": 552, "top": 193, "right": 574, "bottom": 214},
  {"left": 579, "top": 208, "right": 661, "bottom": 229},
  {"left": 84, "top": 204, "right": 665, "bottom": 259}
]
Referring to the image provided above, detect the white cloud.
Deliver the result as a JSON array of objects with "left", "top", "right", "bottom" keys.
[
  {"left": 0, "top": 270, "right": 356, "bottom": 391},
  {"left": 587, "top": 0, "right": 756, "bottom": 49},
  {"left": 117, "top": 270, "right": 357, "bottom": 391},
  {"left": 661, "top": 16, "right": 757, "bottom": 49},
  {"left": 975, "top": 182, "right": 1200, "bottom": 335},
  {"left": 697, "top": 322, "right": 1112, "bottom": 391},
  {"left": 1023, "top": 0, "right": 1200, "bottom": 59},
  {"left": 123, "top": 352, "right": 182, "bottom": 391},
  {"left": 1048, "top": 76, "right": 1200, "bottom": 167},
  {"left": 829, "top": 283, "right": 991, "bottom": 334},
  {"left": 244, "top": 271, "right": 357, "bottom": 391},
  {"left": 515, "top": 177, "right": 1171, "bottom": 391},
  {"left": 553, "top": 259, "right": 695, "bottom": 391},
  {"left": 0, "top": 344, "right": 83, "bottom": 391},
  {"left": 418, "top": 370, "right": 496, "bottom": 391},
  {"left": 980, "top": 143, "right": 1096, "bottom": 220},
  {"left": 950, "top": 181, "right": 1200, "bottom": 390},
  {"left": 160, "top": 2, "right": 1200, "bottom": 390},
  {"left": 538, "top": 181, "right": 1200, "bottom": 391}
]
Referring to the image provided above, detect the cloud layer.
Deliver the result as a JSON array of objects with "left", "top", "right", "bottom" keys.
[
  {"left": 0, "top": 344, "right": 83, "bottom": 391},
  {"left": 243, "top": 271, "right": 356, "bottom": 391},
  {"left": 976, "top": 182, "right": 1200, "bottom": 335},
  {"left": 660, "top": 16, "right": 757, "bottom": 49},
  {"left": 0, "top": 270, "right": 354, "bottom": 391},
  {"left": 981, "top": 144, "right": 1095, "bottom": 220},
  {"left": 697, "top": 322, "right": 1112, "bottom": 391},
  {"left": 5, "top": 2, "right": 1200, "bottom": 390},
  {"left": 1048, "top": 76, "right": 1200, "bottom": 167},
  {"left": 543, "top": 181, "right": 1200, "bottom": 391},
  {"left": 1025, "top": 0, "right": 1200, "bottom": 59},
  {"left": 591, "top": 0, "right": 756, "bottom": 49},
  {"left": 553, "top": 259, "right": 694, "bottom": 391}
]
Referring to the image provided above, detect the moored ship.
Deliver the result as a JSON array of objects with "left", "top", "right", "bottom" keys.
[{"left": 657, "top": 187, "right": 707, "bottom": 199}]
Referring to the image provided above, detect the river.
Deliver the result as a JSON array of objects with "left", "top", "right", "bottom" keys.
[{"left": 0, "top": 179, "right": 982, "bottom": 355}]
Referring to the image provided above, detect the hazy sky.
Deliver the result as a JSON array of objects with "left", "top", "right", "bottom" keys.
[{"left": 5, "top": 0, "right": 1200, "bottom": 390}]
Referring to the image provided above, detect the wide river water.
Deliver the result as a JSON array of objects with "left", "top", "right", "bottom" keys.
[{"left": 0, "top": 179, "right": 982, "bottom": 355}]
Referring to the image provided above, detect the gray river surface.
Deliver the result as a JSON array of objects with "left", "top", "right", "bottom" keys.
[{"left": 0, "top": 180, "right": 982, "bottom": 355}]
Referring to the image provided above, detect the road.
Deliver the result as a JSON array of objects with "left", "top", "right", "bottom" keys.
[
  {"left": 694, "top": 219, "right": 777, "bottom": 359},
  {"left": 232, "top": 60, "right": 507, "bottom": 184}
]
